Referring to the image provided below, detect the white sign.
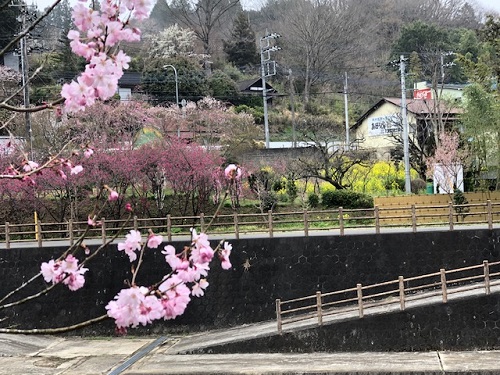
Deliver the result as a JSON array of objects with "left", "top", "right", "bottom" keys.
[{"left": 368, "top": 114, "right": 401, "bottom": 136}]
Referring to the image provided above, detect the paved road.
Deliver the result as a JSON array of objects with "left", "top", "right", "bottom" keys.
[
  {"left": 2, "top": 281, "right": 500, "bottom": 374},
  {"left": 2, "top": 333, "right": 500, "bottom": 375}
]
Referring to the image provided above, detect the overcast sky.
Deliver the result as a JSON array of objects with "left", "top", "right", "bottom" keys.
[{"left": 31, "top": 0, "right": 500, "bottom": 19}]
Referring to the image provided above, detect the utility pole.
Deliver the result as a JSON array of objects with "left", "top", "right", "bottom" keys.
[
  {"left": 344, "top": 72, "right": 349, "bottom": 150},
  {"left": 260, "top": 32, "right": 280, "bottom": 149},
  {"left": 400, "top": 55, "right": 411, "bottom": 194},
  {"left": 11, "top": 1, "right": 33, "bottom": 159},
  {"left": 288, "top": 69, "right": 296, "bottom": 148}
]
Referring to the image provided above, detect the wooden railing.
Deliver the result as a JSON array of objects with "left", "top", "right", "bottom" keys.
[
  {"left": 1, "top": 200, "right": 500, "bottom": 248},
  {"left": 275, "top": 260, "right": 500, "bottom": 334}
]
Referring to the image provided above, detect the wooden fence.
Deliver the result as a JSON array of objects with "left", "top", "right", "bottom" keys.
[
  {"left": 275, "top": 259, "right": 500, "bottom": 334},
  {"left": 2, "top": 200, "right": 500, "bottom": 248}
]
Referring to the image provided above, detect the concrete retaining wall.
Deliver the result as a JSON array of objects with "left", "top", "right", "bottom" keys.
[{"left": 1, "top": 228, "right": 500, "bottom": 351}]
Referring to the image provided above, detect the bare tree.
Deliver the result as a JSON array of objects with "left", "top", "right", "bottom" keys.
[
  {"left": 163, "top": 0, "right": 242, "bottom": 57},
  {"left": 276, "top": 0, "right": 365, "bottom": 103},
  {"left": 294, "top": 116, "right": 370, "bottom": 189}
]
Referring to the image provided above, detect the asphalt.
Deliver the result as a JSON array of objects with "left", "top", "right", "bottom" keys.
[{"left": 2, "top": 332, "right": 500, "bottom": 375}]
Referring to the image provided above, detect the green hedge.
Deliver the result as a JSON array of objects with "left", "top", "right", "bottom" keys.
[{"left": 321, "top": 190, "right": 374, "bottom": 209}]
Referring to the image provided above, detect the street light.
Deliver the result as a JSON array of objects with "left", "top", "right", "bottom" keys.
[{"left": 163, "top": 64, "right": 180, "bottom": 137}]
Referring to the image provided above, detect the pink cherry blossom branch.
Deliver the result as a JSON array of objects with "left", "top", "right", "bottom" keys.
[{"left": 0, "top": 197, "right": 132, "bottom": 309}]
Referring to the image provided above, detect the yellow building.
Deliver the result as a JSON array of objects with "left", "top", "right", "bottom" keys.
[{"left": 351, "top": 97, "right": 462, "bottom": 159}]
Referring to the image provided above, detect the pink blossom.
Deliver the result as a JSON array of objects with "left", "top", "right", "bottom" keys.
[
  {"left": 191, "top": 279, "right": 209, "bottom": 297},
  {"left": 190, "top": 228, "right": 214, "bottom": 264},
  {"left": 108, "top": 190, "right": 119, "bottom": 201},
  {"left": 62, "top": 0, "right": 154, "bottom": 113},
  {"left": 159, "top": 275, "right": 191, "bottom": 320},
  {"left": 162, "top": 245, "right": 182, "bottom": 270},
  {"left": 23, "top": 160, "right": 39, "bottom": 172},
  {"left": 58, "top": 169, "right": 68, "bottom": 180},
  {"left": 125, "top": 202, "right": 133, "bottom": 212},
  {"left": 117, "top": 230, "right": 142, "bottom": 262},
  {"left": 40, "top": 255, "right": 88, "bottom": 291},
  {"left": 84, "top": 148, "right": 94, "bottom": 158},
  {"left": 41, "top": 259, "right": 63, "bottom": 284},
  {"left": 224, "top": 164, "right": 241, "bottom": 180},
  {"left": 87, "top": 215, "right": 96, "bottom": 226},
  {"left": 220, "top": 241, "right": 232, "bottom": 270},
  {"left": 147, "top": 233, "right": 163, "bottom": 249},
  {"left": 70, "top": 165, "right": 84, "bottom": 175},
  {"left": 108, "top": 291, "right": 165, "bottom": 328}
]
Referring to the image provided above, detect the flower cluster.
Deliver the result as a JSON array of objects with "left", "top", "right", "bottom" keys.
[
  {"left": 224, "top": 163, "right": 241, "bottom": 181},
  {"left": 62, "top": 0, "right": 153, "bottom": 112},
  {"left": 40, "top": 255, "right": 89, "bottom": 291},
  {"left": 105, "top": 229, "right": 231, "bottom": 330}
]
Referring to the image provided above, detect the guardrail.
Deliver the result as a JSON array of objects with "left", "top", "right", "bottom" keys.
[
  {"left": 2, "top": 200, "right": 500, "bottom": 248},
  {"left": 275, "top": 260, "right": 500, "bottom": 334}
]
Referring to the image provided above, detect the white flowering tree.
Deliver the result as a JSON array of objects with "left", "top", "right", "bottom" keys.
[{"left": 148, "top": 24, "right": 198, "bottom": 59}]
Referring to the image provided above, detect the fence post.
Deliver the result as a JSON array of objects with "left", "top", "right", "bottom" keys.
[
  {"left": 448, "top": 202, "right": 454, "bottom": 231},
  {"left": 37, "top": 220, "right": 42, "bottom": 248},
  {"left": 5, "top": 222, "right": 10, "bottom": 250},
  {"left": 339, "top": 207, "right": 344, "bottom": 236},
  {"left": 69, "top": 219, "right": 74, "bottom": 246},
  {"left": 200, "top": 213, "right": 205, "bottom": 233},
  {"left": 374, "top": 206, "right": 380, "bottom": 234},
  {"left": 440, "top": 268, "right": 448, "bottom": 303},
  {"left": 133, "top": 216, "right": 138, "bottom": 231},
  {"left": 316, "top": 291, "right": 323, "bottom": 326},
  {"left": 484, "top": 260, "right": 491, "bottom": 295},
  {"left": 167, "top": 215, "right": 172, "bottom": 242},
  {"left": 268, "top": 210, "right": 273, "bottom": 238},
  {"left": 101, "top": 218, "right": 106, "bottom": 245},
  {"left": 487, "top": 200, "right": 493, "bottom": 230},
  {"left": 233, "top": 212, "right": 239, "bottom": 240},
  {"left": 411, "top": 205, "right": 417, "bottom": 233},
  {"left": 399, "top": 276, "right": 405, "bottom": 311},
  {"left": 276, "top": 299, "right": 282, "bottom": 334},
  {"left": 357, "top": 283, "right": 364, "bottom": 318},
  {"left": 303, "top": 210, "right": 309, "bottom": 237}
]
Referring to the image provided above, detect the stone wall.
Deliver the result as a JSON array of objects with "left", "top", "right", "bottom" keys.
[{"left": 1, "top": 228, "right": 499, "bottom": 351}]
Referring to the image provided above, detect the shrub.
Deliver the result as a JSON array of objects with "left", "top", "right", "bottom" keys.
[
  {"left": 384, "top": 176, "right": 405, "bottom": 191},
  {"left": 308, "top": 192, "right": 320, "bottom": 208},
  {"left": 260, "top": 191, "right": 278, "bottom": 212},
  {"left": 286, "top": 178, "right": 298, "bottom": 202},
  {"left": 411, "top": 178, "right": 426, "bottom": 194},
  {"left": 321, "top": 190, "right": 374, "bottom": 209}
]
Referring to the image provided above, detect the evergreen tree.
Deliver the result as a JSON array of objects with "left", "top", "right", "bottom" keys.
[
  {"left": 223, "top": 12, "right": 259, "bottom": 69},
  {"left": 0, "top": 3, "right": 21, "bottom": 59}
]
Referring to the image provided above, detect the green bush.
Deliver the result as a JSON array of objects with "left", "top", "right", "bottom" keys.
[
  {"left": 260, "top": 191, "right": 278, "bottom": 212},
  {"left": 321, "top": 190, "right": 374, "bottom": 209},
  {"left": 384, "top": 176, "right": 405, "bottom": 191},
  {"left": 286, "top": 179, "right": 298, "bottom": 202},
  {"left": 307, "top": 192, "right": 320, "bottom": 208},
  {"left": 411, "top": 178, "right": 426, "bottom": 194}
]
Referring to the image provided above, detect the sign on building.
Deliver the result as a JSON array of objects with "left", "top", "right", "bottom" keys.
[
  {"left": 414, "top": 88, "right": 432, "bottom": 100},
  {"left": 368, "top": 114, "right": 401, "bottom": 136}
]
